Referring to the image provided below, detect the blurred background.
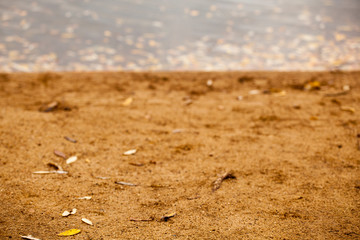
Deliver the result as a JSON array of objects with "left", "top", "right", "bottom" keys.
[{"left": 0, "top": 0, "right": 359, "bottom": 72}]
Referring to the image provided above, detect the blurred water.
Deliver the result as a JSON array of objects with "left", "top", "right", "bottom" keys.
[{"left": 0, "top": 0, "right": 359, "bottom": 71}]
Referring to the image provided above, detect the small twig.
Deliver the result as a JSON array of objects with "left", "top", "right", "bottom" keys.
[
  {"left": 130, "top": 217, "right": 154, "bottom": 222},
  {"left": 115, "top": 181, "right": 137, "bottom": 186},
  {"left": 212, "top": 171, "right": 236, "bottom": 192}
]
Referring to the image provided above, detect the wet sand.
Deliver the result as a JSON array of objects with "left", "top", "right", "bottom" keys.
[
  {"left": 0, "top": 71, "right": 359, "bottom": 239},
  {"left": 1, "top": 0, "right": 360, "bottom": 71}
]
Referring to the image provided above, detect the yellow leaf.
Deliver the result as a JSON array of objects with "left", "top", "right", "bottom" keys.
[
  {"left": 58, "top": 229, "right": 81, "bottom": 236},
  {"left": 122, "top": 97, "right": 133, "bottom": 106}
]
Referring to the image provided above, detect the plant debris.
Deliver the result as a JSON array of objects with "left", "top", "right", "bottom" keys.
[
  {"left": 21, "top": 235, "right": 41, "bottom": 240},
  {"left": 122, "top": 97, "right": 133, "bottom": 106},
  {"left": 32, "top": 170, "right": 68, "bottom": 174},
  {"left": 130, "top": 217, "right": 154, "bottom": 222},
  {"left": 212, "top": 171, "right": 236, "bottom": 192},
  {"left": 58, "top": 229, "right": 81, "bottom": 236},
  {"left": 123, "top": 149, "right": 137, "bottom": 155},
  {"left": 54, "top": 150, "right": 67, "bottom": 159},
  {"left": 62, "top": 210, "right": 70, "bottom": 217},
  {"left": 47, "top": 162, "right": 63, "bottom": 171},
  {"left": 66, "top": 156, "right": 78, "bottom": 164},
  {"left": 64, "top": 136, "right": 77, "bottom": 143},
  {"left": 129, "top": 162, "right": 144, "bottom": 167},
  {"left": 115, "top": 181, "right": 137, "bottom": 186},
  {"left": 160, "top": 212, "right": 176, "bottom": 222},
  {"left": 340, "top": 106, "right": 355, "bottom": 113},
  {"left": 78, "top": 196, "right": 92, "bottom": 200},
  {"left": 39, "top": 101, "right": 58, "bottom": 112},
  {"left": 82, "top": 218, "right": 93, "bottom": 225}
]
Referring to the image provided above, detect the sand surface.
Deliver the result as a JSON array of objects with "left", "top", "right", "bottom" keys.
[{"left": 0, "top": 71, "right": 359, "bottom": 239}]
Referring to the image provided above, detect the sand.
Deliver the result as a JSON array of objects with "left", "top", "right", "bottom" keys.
[{"left": 0, "top": 71, "right": 359, "bottom": 239}]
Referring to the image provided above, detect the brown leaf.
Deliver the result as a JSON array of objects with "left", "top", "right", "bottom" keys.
[{"left": 54, "top": 150, "right": 67, "bottom": 159}]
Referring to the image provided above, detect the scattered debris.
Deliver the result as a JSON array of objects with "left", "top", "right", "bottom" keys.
[
  {"left": 304, "top": 81, "right": 321, "bottom": 90},
  {"left": 62, "top": 211, "right": 71, "bottom": 217},
  {"left": 206, "top": 79, "right": 213, "bottom": 87},
  {"left": 187, "top": 196, "right": 200, "bottom": 200},
  {"left": 212, "top": 171, "right": 236, "bottom": 192},
  {"left": 47, "top": 162, "right": 63, "bottom": 171},
  {"left": 39, "top": 101, "right": 58, "bottom": 112},
  {"left": 70, "top": 208, "right": 77, "bottom": 215},
  {"left": 64, "top": 136, "right": 77, "bottom": 143},
  {"left": 340, "top": 106, "right": 355, "bottom": 113},
  {"left": 115, "top": 181, "right": 137, "bottom": 186},
  {"left": 160, "top": 212, "right": 176, "bottom": 222},
  {"left": 78, "top": 196, "right": 92, "bottom": 200},
  {"left": 95, "top": 176, "right": 111, "bottom": 180},
  {"left": 66, "top": 156, "right": 78, "bottom": 164},
  {"left": 21, "top": 235, "right": 41, "bottom": 240},
  {"left": 58, "top": 229, "right": 81, "bottom": 236},
  {"left": 129, "top": 162, "right": 144, "bottom": 167},
  {"left": 122, "top": 97, "right": 133, "bottom": 106},
  {"left": 82, "top": 218, "right": 93, "bottom": 225},
  {"left": 248, "top": 89, "right": 260, "bottom": 95},
  {"left": 123, "top": 149, "right": 137, "bottom": 155},
  {"left": 130, "top": 217, "right": 154, "bottom": 222},
  {"left": 54, "top": 150, "right": 67, "bottom": 159},
  {"left": 33, "top": 170, "right": 68, "bottom": 174},
  {"left": 172, "top": 129, "right": 184, "bottom": 133},
  {"left": 184, "top": 98, "right": 193, "bottom": 105}
]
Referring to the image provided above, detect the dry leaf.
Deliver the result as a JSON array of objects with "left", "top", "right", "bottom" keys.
[
  {"left": 54, "top": 150, "right": 67, "bottom": 159},
  {"left": 130, "top": 217, "right": 154, "bottom": 222},
  {"left": 82, "top": 218, "right": 93, "bottom": 225},
  {"left": 66, "top": 156, "right": 77, "bottom": 164},
  {"left": 21, "top": 236, "right": 41, "bottom": 240},
  {"left": 123, "top": 149, "right": 137, "bottom": 155},
  {"left": 62, "top": 210, "right": 70, "bottom": 217},
  {"left": 160, "top": 212, "right": 176, "bottom": 222},
  {"left": 58, "top": 229, "right": 81, "bottom": 236},
  {"left": 115, "top": 181, "right": 137, "bottom": 186},
  {"left": 212, "top": 171, "right": 236, "bottom": 191},
  {"left": 33, "top": 170, "right": 68, "bottom": 174},
  {"left": 304, "top": 81, "right": 321, "bottom": 90},
  {"left": 122, "top": 97, "right": 133, "bottom": 106}
]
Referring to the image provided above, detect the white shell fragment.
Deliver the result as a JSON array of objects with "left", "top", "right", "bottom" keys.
[
  {"left": 66, "top": 156, "right": 78, "bottom": 164},
  {"left": 123, "top": 149, "right": 137, "bottom": 156},
  {"left": 82, "top": 218, "right": 93, "bottom": 225},
  {"left": 62, "top": 210, "right": 71, "bottom": 217},
  {"left": 70, "top": 208, "right": 77, "bottom": 215},
  {"left": 21, "top": 236, "right": 41, "bottom": 240},
  {"left": 78, "top": 196, "right": 92, "bottom": 200}
]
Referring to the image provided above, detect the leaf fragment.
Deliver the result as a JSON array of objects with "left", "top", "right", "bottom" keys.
[
  {"left": 212, "top": 171, "right": 236, "bottom": 192},
  {"left": 123, "top": 149, "right": 137, "bottom": 155},
  {"left": 58, "top": 229, "right": 81, "bottom": 236},
  {"left": 66, "top": 156, "right": 78, "bottom": 164},
  {"left": 82, "top": 218, "right": 93, "bottom": 225},
  {"left": 32, "top": 170, "right": 68, "bottom": 174},
  {"left": 40, "top": 101, "right": 58, "bottom": 112}
]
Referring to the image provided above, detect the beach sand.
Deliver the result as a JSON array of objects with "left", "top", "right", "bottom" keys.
[{"left": 0, "top": 71, "right": 359, "bottom": 239}]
